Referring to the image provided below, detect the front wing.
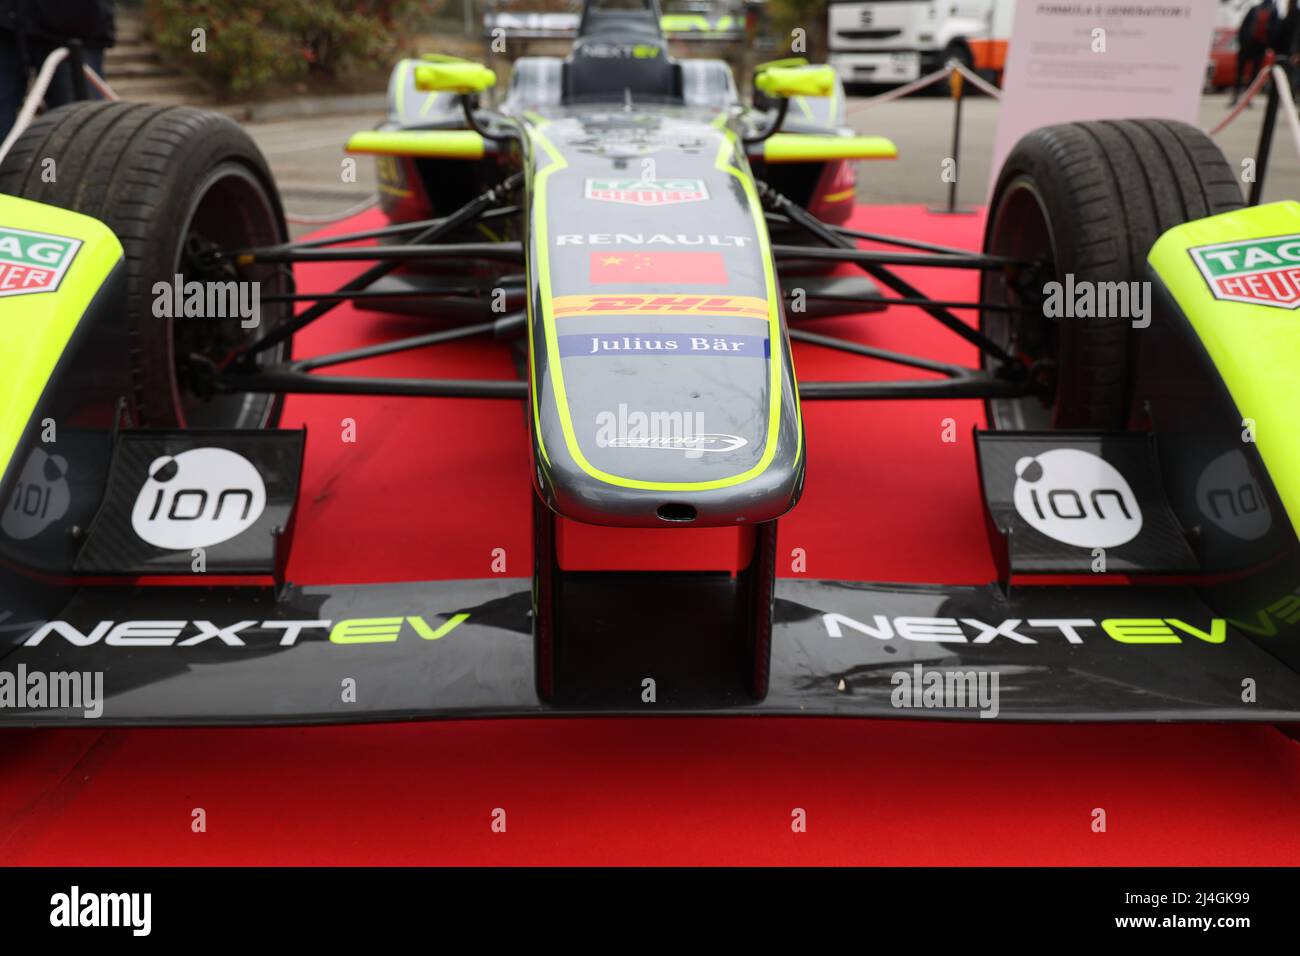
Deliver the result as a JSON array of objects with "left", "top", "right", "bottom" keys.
[{"left": 3, "top": 574, "right": 1298, "bottom": 725}]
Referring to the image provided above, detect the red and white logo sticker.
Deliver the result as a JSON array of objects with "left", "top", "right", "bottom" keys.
[
  {"left": 0, "top": 226, "right": 82, "bottom": 298},
  {"left": 584, "top": 178, "right": 709, "bottom": 206},
  {"left": 1189, "top": 233, "right": 1300, "bottom": 309}
]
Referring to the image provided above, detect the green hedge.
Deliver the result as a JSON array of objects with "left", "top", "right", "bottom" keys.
[{"left": 146, "top": 0, "right": 446, "bottom": 95}]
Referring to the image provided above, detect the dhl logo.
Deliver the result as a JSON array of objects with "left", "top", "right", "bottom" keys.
[{"left": 551, "top": 294, "right": 768, "bottom": 319}]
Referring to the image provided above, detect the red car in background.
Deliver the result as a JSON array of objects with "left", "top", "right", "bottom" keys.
[{"left": 1208, "top": 25, "right": 1238, "bottom": 89}]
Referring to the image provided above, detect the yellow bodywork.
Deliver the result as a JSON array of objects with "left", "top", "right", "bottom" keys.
[
  {"left": 413, "top": 58, "right": 496, "bottom": 95},
  {"left": 761, "top": 134, "right": 897, "bottom": 163},
  {"left": 754, "top": 64, "right": 836, "bottom": 99},
  {"left": 1149, "top": 201, "right": 1300, "bottom": 537},
  {"left": 0, "top": 194, "right": 122, "bottom": 480},
  {"left": 346, "top": 129, "right": 487, "bottom": 160}
]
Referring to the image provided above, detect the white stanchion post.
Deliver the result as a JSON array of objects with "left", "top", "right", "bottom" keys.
[{"left": 1270, "top": 64, "right": 1300, "bottom": 166}]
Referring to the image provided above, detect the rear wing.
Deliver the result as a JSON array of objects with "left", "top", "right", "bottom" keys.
[{"left": 482, "top": 10, "right": 746, "bottom": 41}]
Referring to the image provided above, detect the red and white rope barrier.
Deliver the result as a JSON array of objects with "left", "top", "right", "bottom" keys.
[
  {"left": 951, "top": 61, "right": 1003, "bottom": 99},
  {"left": 846, "top": 59, "right": 1002, "bottom": 115},
  {"left": 846, "top": 63, "right": 954, "bottom": 113},
  {"left": 1207, "top": 57, "right": 1274, "bottom": 136},
  {"left": 0, "top": 48, "right": 119, "bottom": 164}
]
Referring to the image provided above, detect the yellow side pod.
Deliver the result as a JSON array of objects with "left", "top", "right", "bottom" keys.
[
  {"left": 760, "top": 133, "right": 897, "bottom": 163},
  {"left": 346, "top": 129, "right": 487, "bottom": 160},
  {"left": 1149, "top": 200, "right": 1300, "bottom": 537},
  {"left": 0, "top": 195, "right": 122, "bottom": 480},
  {"left": 754, "top": 64, "right": 836, "bottom": 99},
  {"left": 413, "top": 57, "right": 496, "bottom": 94}
]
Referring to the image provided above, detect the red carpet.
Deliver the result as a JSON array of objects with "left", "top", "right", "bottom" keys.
[
  {"left": 277, "top": 204, "right": 996, "bottom": 585},
  {"left": 2, "top": 205, "right": 1297, "bottom": 865}
]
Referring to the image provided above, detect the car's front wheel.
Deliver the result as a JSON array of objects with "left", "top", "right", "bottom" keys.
[
  {"left": 980, "top": 119, "right": 1243, "bottom": 430},
  {"left": 0, "top": 101, "right": 293, "bottom": 428}
]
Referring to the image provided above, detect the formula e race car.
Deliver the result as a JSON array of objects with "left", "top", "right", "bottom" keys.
[{"left": 2, "top": 0, "right": 1300, "bottom": 727}]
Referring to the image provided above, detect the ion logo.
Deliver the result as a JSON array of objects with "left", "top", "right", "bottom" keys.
[
  {"left": 130, "top": 448, "right": 266, "bottom": 549},
  {"left": 1012, "top": 449, "right": 1142, "bottom": 548},
  {"left": 2, "top": 448, "right": 70, "bottom": 541},
  {"left": 1196, "top": 449, "right": 1272, "bottom": 540}
]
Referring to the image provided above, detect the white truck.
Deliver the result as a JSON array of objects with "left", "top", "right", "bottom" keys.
[{"left": 828, "top": 0, "right": 1015, "bottom": 87}]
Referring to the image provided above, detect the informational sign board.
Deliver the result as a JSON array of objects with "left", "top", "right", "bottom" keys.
[{"left": 990, "top": 1, "right": 1218, "bottom": 195}]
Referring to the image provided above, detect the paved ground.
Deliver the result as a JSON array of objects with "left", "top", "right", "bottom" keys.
[
  {"left": 246, "top": 88, "right": 1300, "bottom": 236},
  {"left": 243, "top": 115, "right": 382, "bottom": 236},
  {"left": 844, "top": 88, "right": 1300, "bottom": 209}
]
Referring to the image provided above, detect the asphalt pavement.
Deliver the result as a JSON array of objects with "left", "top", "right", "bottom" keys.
[{"left": 244, "top": 88, "right": 1300, "bottom": 236}]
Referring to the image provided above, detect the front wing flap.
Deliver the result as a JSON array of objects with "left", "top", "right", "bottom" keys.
[{"left": 2, "top": 575, "right": 1298, "bottom": 725}]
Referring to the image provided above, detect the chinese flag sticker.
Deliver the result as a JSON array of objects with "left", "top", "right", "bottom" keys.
[{"left": 589, "top": 251, "right": 728, "bottom": 285}]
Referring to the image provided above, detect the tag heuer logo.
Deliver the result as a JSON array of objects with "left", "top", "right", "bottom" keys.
[
  {"left": 585, "top": 178, "right": 709, "bottom": 206},
  {"left": 1190, "top": 233, "right": 1300, "bottom": 309},
  {"left": 0, "top": 226, "right": 82, "bottom": 298}
]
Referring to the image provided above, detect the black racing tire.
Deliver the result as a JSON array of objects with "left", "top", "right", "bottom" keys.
[
  {"left": 980, "top": 119, "right": 1243, "bottom": 430},
  {"left": 0, "top": 101, "right": 292, "bottom": 428}
]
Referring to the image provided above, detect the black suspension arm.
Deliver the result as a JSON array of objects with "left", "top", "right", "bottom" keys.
[
  {"left": 217, "top": 370, "right": 529, "bottom": 399},
  {"left": 787, "top": 328, "right": 970, "bottom": 377},
  {"left": 291, "top": 313, "right": 525, "bottom": 372},
  {"left": 758, "top": 183, "right": 1022, "bottom": 367},
  {"left": 215, "top": 369, "right": 1032, "bottom": 402},
  {"left": 766, "top": 211, "right": 1027, "bottom": 263},
  {"left": 773, "top": 245, "right": 1013, "bottom": 270},
  {"left": 240, "top": 171, "right": 524, "bottom": 357},
  {"left": 259, "top": 282, "right": 522, "bottom": 304},
  {"left": 777, "top": 287, "right": 1029, "bottom": 313},
  {"left": 213, "top": 206, "right": 521, "bottom": 260},
  {"left": 236, "top": 242, "right": 523, "bottom": 266},
  {"left": 797, "top": 377, "right": 1034, "bottom": 400}
]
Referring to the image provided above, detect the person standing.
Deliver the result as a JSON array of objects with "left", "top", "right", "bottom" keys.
[
  {"left": 1234, "top": 0, "right": 1278, "bottom": 107},
  {"left": 0, "top": 0, "right": 116, "bottom": 142},
  {"left": 1274, "top": 0, "right": 1300, "bottom": 94}
]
